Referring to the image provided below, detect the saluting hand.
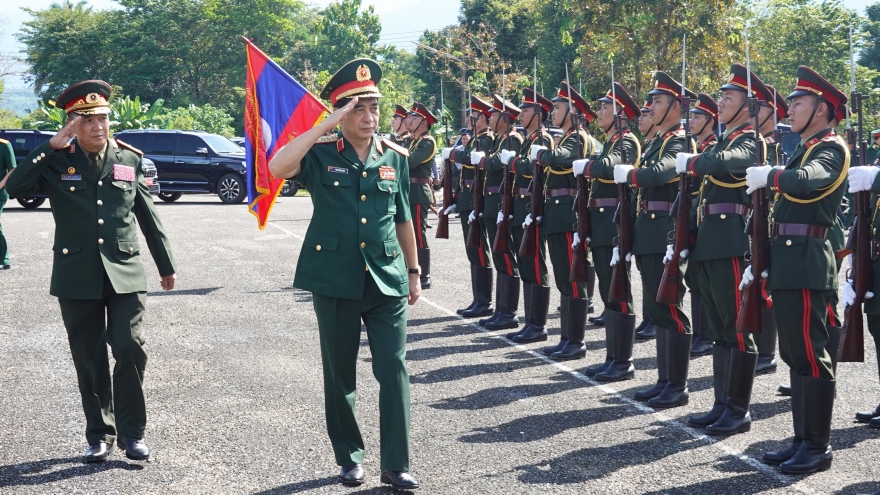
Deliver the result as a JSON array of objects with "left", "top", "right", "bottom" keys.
[
  {"left": 49, "top": 114, "right": 82, "bottom": 150},
  {"left": 323, "top": 97, "right": 359, "bottom": 129}
]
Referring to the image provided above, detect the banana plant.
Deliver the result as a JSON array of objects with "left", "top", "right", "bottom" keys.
[{"left": 110, "top": 96, "right": 165, "bottom": 130}]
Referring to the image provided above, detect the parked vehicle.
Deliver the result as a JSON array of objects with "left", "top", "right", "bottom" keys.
[{"left": 114, "top": 129, "right": 247, "bottom": 204}]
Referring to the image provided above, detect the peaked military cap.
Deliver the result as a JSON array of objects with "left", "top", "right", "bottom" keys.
[
  {"left": 491, "top": 94, "right": 521, "bottom": 117},
  {"left": 763, "top": 85, "right": 789, "bottom": 122},
  {"left": 55, "top": 80, "right": 112, "bottom": 115},
  {"left": 719, "top": 63, "right": 768, "bottom": 100},
  {"left": 520, "top": 88, "right": 552, "bottom": 113},
  {"left": 393, "top": 104, "right": 409, "bottom": 119},
  {"left": 648, "top": 71, "right": 697, "bottom": 102},
  {"left": 470, "top": 95, "right": 494, "bottom": 118},
  {"left": 691, "top": 93, "right": 718, "bottom": 119},
  {"left": 640, "top": 97, "right": 652, "bottom": 114},
  {"left": 552, "top": 81, "right": 597, "bottom": 122},
  {"left": 787, "top": 65, "right": 847, "bottom": 122},
  {"left": 598, "top": 82, "right": 640, "bottom": 120},
  {"left": 409, "top": 101, "right": 438, "bottom": 126},
  {"left": 872, "top": 129, "right": 880, "bottom": 139},
  {"left": 320, "top": 58, "right": 383, "bottom": 106}
]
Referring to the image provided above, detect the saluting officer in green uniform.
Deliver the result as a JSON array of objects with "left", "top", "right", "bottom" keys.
[
  {"left": 0, "top": 138, "right": 15, "bottom": 269},
  {"left": 406, "top": 102, "right": 438, "bottom": 289},
  {"left": 471, "top": 94, "right": 524, "bottom": 330},
  {"left": 390, "top": 104, "right": 413, "bottom": 147},
  {"left": 675, "top": 65, "right": 768, "bottom": 435},
  {"left": 505, "top": 88, "right": 554, "bottom": 343},
  {"left": 616, "top": 71, "right": 694, "bottom": 409},
  {"left": 5, "top": 80, "right": 177, "bottom": 462},
  {"left": 268, "top": 59, "right": 420, "bottom": 490},
  {"left": 573, "top": 82, "right": 641, "bottom": 382},
  {"left": 442, "top": 96, "right": 496, "bottom": 318},
  {"left": 527, "top": 81, "right": 595, "bottom": 361},
  {"left": 744, "top": 66, "right": 848, "bottom": 475},
  {"left": 685, "top": 93, "right": 720, "bottom": 358}
]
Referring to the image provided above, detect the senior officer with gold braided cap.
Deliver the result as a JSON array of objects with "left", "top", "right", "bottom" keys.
[
  {"left": 406, "top": 102, "right": 438, "bottom": 289},
  {"left": 6, "top": 80, "right": 176, "bottom": 463},
  {"left": 268, "top": 59, "right": 419, "bottom": 490}
]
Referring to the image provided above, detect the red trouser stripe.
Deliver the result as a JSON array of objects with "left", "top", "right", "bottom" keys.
[
  {"left": 732, "top": 258, "right": 745, "bottom": 351},
  {"left": 669, "top": 304, "right": 684, "bottom": 333},
  {"left": 620, "top": 302, "right": 627, "bottom": 314},
  {"left": 827, "top": 303, "right": 837, "bottom": 326},
  {"left": 503, "top": 254, "right": 513, "bottom": 276},
  {"left": 761, "top": 279, "right": 772, "bottom": 309},
  {"left": 566, "top": 232, "right": 579, "bottom": 298},
  {"left": 416, "top": 205, "right": 424, "bottom": 248},
  {"left": 802, "top": 289, "right": 820, "bottom": 378}
]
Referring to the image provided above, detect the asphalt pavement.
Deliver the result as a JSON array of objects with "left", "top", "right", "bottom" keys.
[{"left": 1, "top": 194, "right": 879, "bottom": 494}]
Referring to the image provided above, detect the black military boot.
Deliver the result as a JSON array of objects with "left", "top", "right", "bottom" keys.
[
  {"left": 551, "top": 297, "right": 588, "bottom": 360},
  {"left": 586, "top": 264, "right": 596, "bottom": 314},
  {"left": 457, "top": 265, "right": 479, "bottom": 314},
  {"left": 689, "top": 293, "right": 713, "bottom": 357},
  {"left": 634, "top": 326, "right": 668, "bottom": 401},
  {"left": 584, "top": 310, "right": 613, "bottom": 376},
  {"left": 647, "top": 329, "right": 691, "bottom": 409},
  {"left": 780, "top": 376, "right": 835, "bottom": 474},
  {"left": 511, "top": 284, "right": 550, "bottom": 343},
  {"left": 478, "top": 272, "right": 504, "bottom": 325},
  {"left": 542, "top": 295, "right": 569, "bottom": 356},
  {"left": 688, "top": 345, "right": 731, "bottom": 428},
  {"left": 707, "top": 349, "right": 758, "bottom": 436},
  {"left": 636, "top": 321, "right": 658, "bottom": 340},
  {"left": 417, "top": 247, "right": 432, "bottom": 289},
  {"left": 462, "top": 266, "right": 494, "bottom": 318},
  {"left": 506, "top": 282, "right": 531, "bottom": 340},
  {"left": 486, "top": 274, "right": 521, "bottom": 330},
  {"left": 755, "top": 307, "right": 778, "bottom": 374},
  {"left": 763, "top": 369, "right": 804, "bottom": 466},
  {"left": 856, "top": 359, "right": 880, "bottom": 423},
  {"left": 595, "top": 311, "right": 636, "bottom": 382}
]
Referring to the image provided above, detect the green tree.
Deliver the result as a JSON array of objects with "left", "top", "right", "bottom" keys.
[
  {"left": 860, "top": 3, "right": 880, "bottom": 84},
  {"left": 111, "top": 95, "right": 165, "bottom": 130},
  {"left": 306, "top": 0, "right": 382, "bottom": 74},
  {"left": 160, "top": 104, "right": 235, "bottom": 137}
]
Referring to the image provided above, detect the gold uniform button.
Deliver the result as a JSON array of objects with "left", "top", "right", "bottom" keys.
[
  {"left": 362, "top": 171, "right": 368, "bottom": 177},
  {"left": 98, "top": 180, "right": 103, "bottom": 186},
  {"left": 361, "top": 218, "right": 367, "bottom": 224},
  {"left": 98, "top": 219, "right": 104, "bottom": 225},
  {"left": 720, "top": 214, "right": 727, "bottom": 220},
  {"left": 520, "top": 195, "right": 525, "bottom": 199},
  {"left": 333, "top": 181, "right": 339, "bottom": 186},
  {"left": 599, "top": 207, "right": 605, "bottom": 213},
  {"left": 874, "top": 228, "right": 878, "bottom": 235},
  {"left": 97, "top": 200, "right": 103, "bottom": 206},
  {"left": 650, "top": 213, "right": 656, "bottom": 219},
  {"left": 488, "top": 192, "right": 492, "bottom": 196},
  {"left": 129, "top": 247, "right": 133, "bottom": 254},
  {"left": 69, "top": 186, "right": 75, "bottom": 192},
  {"left": 360, "top": 242, "right": 366, "bottom": 248},
  {"left": 466, "top": 184, "right": 471, "bottom": 189},
  {"left": 785, "top": 240, "right": 792, "bottom": 247},
  {"left": 361, "top": 195, "right": 366, "bottom": 201},
  {"left": 316, "top": 244, "right": 322, "bottom": 251},
  {"left": 98, "top": 239, "right": 104, "bottom": 245},
  {"left": 365, "top": 265, "right": 370, "bottom": 272},
  {"left": 62, "top": 248, "right": 69, "bottom": 255},
  {"left": 40, "top": 153, "right": 45, "bottom": 158},
  {"left": 32, "top": 158, "right": 38, "bottom": 163},
  {"left": 392, "top": 250, "right": 397, "bottom": 256},
  {"left": 555, "top": 199, "right": 559, "bottom": 204}
]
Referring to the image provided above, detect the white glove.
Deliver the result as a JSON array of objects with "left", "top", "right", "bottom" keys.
[
  {"left": 848, "top": 166, "right": 880, "bottom": 193},
  {"left": 739, "top": 265, "right": 769, "bottom": 290},
  {"left": 455, "top": 161, "right": 462, "bottom": 170},
  {"left": 843, "top": 279, "right": 875, "bottom": 306},
  {"left": 468, "top": 210, "right": 476, "bottom": 224},
  {"left": 500, "top": 149, "right": 517, "bottom": 166},
  {"left": 675, "top": 152, "right": 697, "bottom": 174},
  {"left": 443, "top": 204, "right": 456, "bottom": 215},
  {"left": 523, "top": 213, "right": 532, "bottom": 229},
  {"left": 573, "top": 159, "right": 589, "bottom": 177},
  {"left": 442, "top": 148, "right": 453, "bottom": 159},
  {"left": 572, "top": 232, "right": 580, "bottom": 248},
  {"left": 745, "top": 165, "right": 773, "bottom": 194},
  {"left": 614, "top": 164, "right": 634, "bottom": 184},
  {"left": 470, "top": 151, "right": 485, "bottom": 165},
  {"left": 496, "top": 211, "right": 505, "bottom": 224},
  {"left": 610, "top": 246, "right": 620, "bottom": 266},
  {"left": 529, "top": 145, "right": 547, "bottom": 161},
  {"left": 662, "top": 244, "right": 675, "bottom": 264}
]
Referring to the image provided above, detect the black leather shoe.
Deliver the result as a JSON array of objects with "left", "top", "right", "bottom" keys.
[
  {"left": 636, "top": 323, "right": 657, "bottom": 340},
  {"left": 777, "top": 384, "right": 791, "bottom": 396},
  {"left": 116, "top": 436, "right": 150, "bottom": 460},
  {"left": 420, "top": 276, "right": 431, "bottom": 289},
  {"left": 339, "top": 464, "right": 365, "bottom": 486},
  {"left": 0, "top": 265, "right": 10, "bottom": 270},
  {"left": 85, "top": 442, "right": 112, "bottom": 463},
  {"left": 855, "top": 404, "right": 880, "bottom": 423},
  {"left": 588, "top": 315, "right": 605, "bottom": 326},
  {"left": 380, "top": 470, "right": 419, "bottom": 489}
]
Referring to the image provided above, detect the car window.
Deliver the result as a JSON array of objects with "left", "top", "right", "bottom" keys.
[
  {"left": 118, "top": 133, "right": 146, "bottom": 151},
  {"left": 178, "top": 135, "right": 208, "bottom": 156},
  {"left": 6, "top": 135, "right": 32, "bottom": 161},
  {"left": 150, "top": 134, "right": 176, "bottom": 155},
  {"left": 200, "top": 134, "right": 244, "bottom": 154}
]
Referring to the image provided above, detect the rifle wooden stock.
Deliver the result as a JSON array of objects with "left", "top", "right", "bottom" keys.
[
  {"left": 466, "top": 166, "right": 485, "bottom": 248},
  {"left": 840, "top": 189, "right": 871, "bottom": 362},
  {"left": 435, "top": 158, "right": 453, "bottom": 239},
  {"left": 656, "top": 173, "right": 691, "bottom": 304},
  {"left": 736, "top": 190, "right": 769, "bottom": 333},
  {"left": 493, "top": 166, "right": 514, "bottom": 253},
  {"left": 608, "top": 183, "right": 632, "bottom": 303},
  {"left": 519, "top": 161, "right": 545, "bottom": 258},
  {"left": 569, "top": 173, "right": 592, "bottom": 283}
]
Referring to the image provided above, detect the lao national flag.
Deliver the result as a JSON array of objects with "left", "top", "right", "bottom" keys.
[{"left": 243, "top": 38, "right": 328, "bottom": 229}]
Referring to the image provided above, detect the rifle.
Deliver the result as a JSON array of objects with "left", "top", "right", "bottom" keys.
[
  {"left": 494, "top": 75, "right": 514, "bottom": 253},
  {"left": 520, "top": 57, "right": 544, "bottom": 258},
  {"left": 436, "top": 80, "right": 451, "bottom": 239},
  {"left": 466, "top": 118, "right": 486, "bottom": 248},
  {"left": 656, "top": 34, "right": 692, "bottom": 305}
]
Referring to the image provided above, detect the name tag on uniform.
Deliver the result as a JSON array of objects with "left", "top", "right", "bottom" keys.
[
  {"left": 379, "top": 166, "right": 396, "bottom": 181},
  {"left": 113, "top": 164, "right": 135, "bottom": 182},
  {"left": 327, "top": 166, "right": 348, "bottom": 174},
  {"left": 61, "top": 174, "right": 82, "bottom": 181}
]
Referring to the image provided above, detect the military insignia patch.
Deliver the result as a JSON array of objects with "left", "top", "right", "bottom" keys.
[
  {"left": 67, "top": 167, "right": 76, "bottom": 174},
  {"left": 113, "top": 164, "right": 135, "bottom": 182},
  {"left": 61, "top": 174, "right": 82, "bottom": 181},
  {"left": 327, "top": 166, "right": 348, "bottom": 174},
  {"left": 356, "top": 64, "right": 371, "bottom": 82},
  {"left": 379, "top": 166, "right": 396, "bottom": 181}
]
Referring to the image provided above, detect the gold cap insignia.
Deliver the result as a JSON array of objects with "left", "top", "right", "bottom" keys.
[
  {"left": 87, "top": 93, "right": 100, "bottom": 103},
  {"left": 356, "top": 64, "right": 371, "bottom": 82},
  {"left": 729, "top": 73, "right": 735, "bottom": 82},
  {"left": 68, "top": 167, "right": 76, "bottom": 174}
]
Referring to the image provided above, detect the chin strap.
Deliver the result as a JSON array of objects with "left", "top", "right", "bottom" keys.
[
  {"left": 694, "top": 117, "right": 713, "bottom": 139},
  {"left": 794, "top": 96, "right": 821, "bottom": 135}
]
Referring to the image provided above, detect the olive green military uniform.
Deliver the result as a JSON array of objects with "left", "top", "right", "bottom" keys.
[
  {"left": 6, "top": 138, "right": 176, "bottom": 445},
  {"left": 482, "top": 129, "right": 524, "bottom": 275},
  {"left": 867, "top": 137, "right": 879, "bottom": 165},
  {"left": 0, "top": 139, "right": 15, "bottom": 267},
  {"left": 291, "top": 133, "right": 413, "bottom": 472},
  {"left": 511, "top": 130, "right": 551, "bottom": 286},
  {"left": 451, "top": 128, "right": 494, "bottom": 269},
  {"left": 407, "top": 132, "right": 436, "bottom": 250}
]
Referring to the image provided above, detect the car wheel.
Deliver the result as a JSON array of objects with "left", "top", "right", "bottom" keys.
[
  {"left": 218, "top": 174, "right": 246, "bottom": 204},
  {"left": 280, "top": 180, "right": 298, "bottom": 197},
  {"left": 158, "top": 191, "right": 183, "bottom": 203},
  {"left": 17, "top": 197, "right": 46, "bottom": 209}
]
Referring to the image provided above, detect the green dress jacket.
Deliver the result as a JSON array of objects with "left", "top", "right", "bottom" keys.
[
  {"left": 6, "top": 138, "right": 176, "bottom": 299},
  {"left": 291, "top": 134, "right": 411, "bottom": 299},
  {"left": 536, "top": 127, "right": 593, "bottom": 235},
  {"left": 407, "top": 133, "right": 436, "bottom": 205},
  {"left": 585, "top": 129, "right": 641, "bottom": 247},
  {"left": 482, "top": 129, "right": 524, "bottom": 219},
  {"left": 511, "top": 129, "right": 553, "bottom": 225},
  {"left": 451, "top": 128, "right": 493, "bottom": 212},
  {"left": 766, "top": 129, "right": 848, "bottom": 291},
  {"left": 0, "top": 139, "right": 14, "bottom": 201}
]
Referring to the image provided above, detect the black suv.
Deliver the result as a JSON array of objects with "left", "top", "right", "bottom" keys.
[
  {"left": 0, "top": 129, "right": 159, "bottom": 208},
  {"left": 114, "top": 129, "right": 247, "bottom": 204}
]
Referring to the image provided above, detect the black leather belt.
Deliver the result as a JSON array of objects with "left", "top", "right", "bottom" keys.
[
  {"left": 771, "top": 223, "right": 828, "bottom": 239},
  {"left": 639, "top": 200, "right": 673, "bottom": 212},
  {"left": 590, "top": 198, "right": 619, "bottom": 208},
  {"left": 463, "top": 179, "right": 474, "bottom": 189},
  {"left": 702, "top": 203, "right": 751, "bottom": 217},
  {"left": 410, "top": 177, "right": 431, "bottom": 185},
  {"left": 515, "top": 187, "right": 531, "bottom": 197},
  {"left": 486, "top": 186, "right": 502, "bottom": 194},
  {"left": 547, "top": 188, "right": 578, "bottom": 198}
]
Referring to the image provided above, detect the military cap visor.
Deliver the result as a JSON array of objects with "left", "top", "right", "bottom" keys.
[
  {"left": 492, "top": 94, "right": 521, "bottom": 117},
  {"left": 763, "top": 85, "right": 789, "bottom": 122},
  {"left": 786, "top": 65, "right": 847, "bottom": 121},
  {"left": 598, "top": 82, "right": 640, "bottom": 120},
  {"left": 393, "top": 104, "right": 409, "bottom": 119},
  {"left": 872, "top": 129, "right": 880, "bottom": 139},
  {"left": 719, "top": 64, "right": 768, "bottom": 100},
  {"left": 640, "top": 98, "right": 652, "bottom": 113},
  {"left": 320, "top": 58, "right": 383, "bottom": 105},
  {"left": 552, "top": 82, "right": 597, "bottom": 122},
  {"left": 470, "top": 95, "right": 494, "bottom": 118},
  {"left": 690, "top": 93, "right": 718, "bottom": 118},
  {"left": 648, "top": 71, "right": 697, "bottom": 102},
  {"left": 520, "top": 88, "right": 552, "bottom": 113},
  {"left": 408, "top": 102, "right": 438, "bottom": 126},
  {"left": 55, "top": 80, "right": 112, "bottom": 115}
]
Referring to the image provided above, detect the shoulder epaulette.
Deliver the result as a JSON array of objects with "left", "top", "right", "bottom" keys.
[
  {"left": 663, "top": 128, "right": 685, "bottom": 140},
  {"left": 804, "top": 133, "right": 841, "bottom": 149},
  {"left": 115, "top": 139, "right": 143, "bottom": 155},
  {"left": 726, "top": 128, "right": 754, "bottom": 143},
  {"left": 316, "top": 134, "right": 341, "bottom": 144},
  {"left": 382, "top": 138, "right": 409, "bottom": 157},
  {"left": 0, "top": 138, "right": 7, "bottom": 144}
]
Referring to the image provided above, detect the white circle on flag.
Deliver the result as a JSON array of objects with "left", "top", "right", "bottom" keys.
[{"left": 261, "top": 118, "right": 273, "bottom": 150}]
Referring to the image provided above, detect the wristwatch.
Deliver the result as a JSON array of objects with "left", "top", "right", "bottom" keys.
[{"left": 408, "top": 267, "right": 421, "bottom": 275}]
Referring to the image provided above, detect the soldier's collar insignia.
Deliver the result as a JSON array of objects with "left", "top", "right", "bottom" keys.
[{"left": 356, "top": 64, "right": 371, "bottom": 82}]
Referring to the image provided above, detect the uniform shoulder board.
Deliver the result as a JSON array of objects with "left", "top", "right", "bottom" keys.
[
  {"left": 0, "top": 138, "right": 8, "bottom": 144},
  {"left": 115, "top": 139, "right": 143, "bottom": 155},
  {"left": 316, "top": 134, "right": 341, "bottom": 144},
  {"left": 382, "top": 138, "right": 409, "bottom": 157}
]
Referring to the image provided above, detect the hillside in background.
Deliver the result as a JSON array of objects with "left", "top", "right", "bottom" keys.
[{"left": 0, "top": 81, "right": 38, "bottom": 116}]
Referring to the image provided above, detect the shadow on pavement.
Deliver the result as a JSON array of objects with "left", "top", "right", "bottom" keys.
[
  {"left": 406, "top": 315, "right": 468, "bottom": 328},
  {"left": 638, "top": 472, "right": 789, "bottom": 494},
  {"left": 405, "top": 337, "right": 504, "bottom": 361},
  {"left": 432, "top": 372, "right": 585, "bottom": 411},
  {"left": 410, "top": 357, "right": 546, "bottom": 385},
  {"left": 405, "top": 326, "right": 482, "bottom": 344},
  {"left": 250, "top": 476, "right": 339, "bottom": 494},
  {"left": 0, "top": 457, "right": 143, "bottom": 487},
  {"left": 749, "top": 399, "right": 791, "bottom": 422},
  {"left": 835, "top": 481, "right": 880, "bottom": 495},
  {"left": 147, "top": 287, "right": 222, "bottom": 297}
]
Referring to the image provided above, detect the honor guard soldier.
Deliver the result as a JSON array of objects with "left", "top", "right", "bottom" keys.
[
  {"left": 390, "top": 104, "right": 412, "bottom": 147},
  {"left": 268, "top": 59, "right": 420, "bottom": 490},
  {"left": 743, "top": 66, "right": 848, "bottom": 475},
  {"left": 406, "top": 102, "right": 438, "bottom": 289},
  {"left": 505, "top": 88, "right": 554, "bottom": 343},
  {"left": 869, "top": 129, "right": 880, "bottom": 165},
  {"left": 675, "top": 64, "right": 768, "bottom": 434},
  {"left": 471, "top": 94, "right": 525, "bottom": 329},
  {"left": 526, "top": 81, "right": 596, "bottom": 360},
  {"left": 442, "top": 96, "right": 496, "bottom": 318},
  {"left": 685, "top": 93, "right": 720, "bottom": 358},
  {"left": 0, "top": 137, "right": 14, "bottom": 269},
  {"left": 572, "top": 82, "right": 641, "bottom": 381},
  {"left": 5, "top": 80, "right": 177, "bottom": 462},
  {"left": 617, "top": 71, "right": 694, "bottom": 408}
]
